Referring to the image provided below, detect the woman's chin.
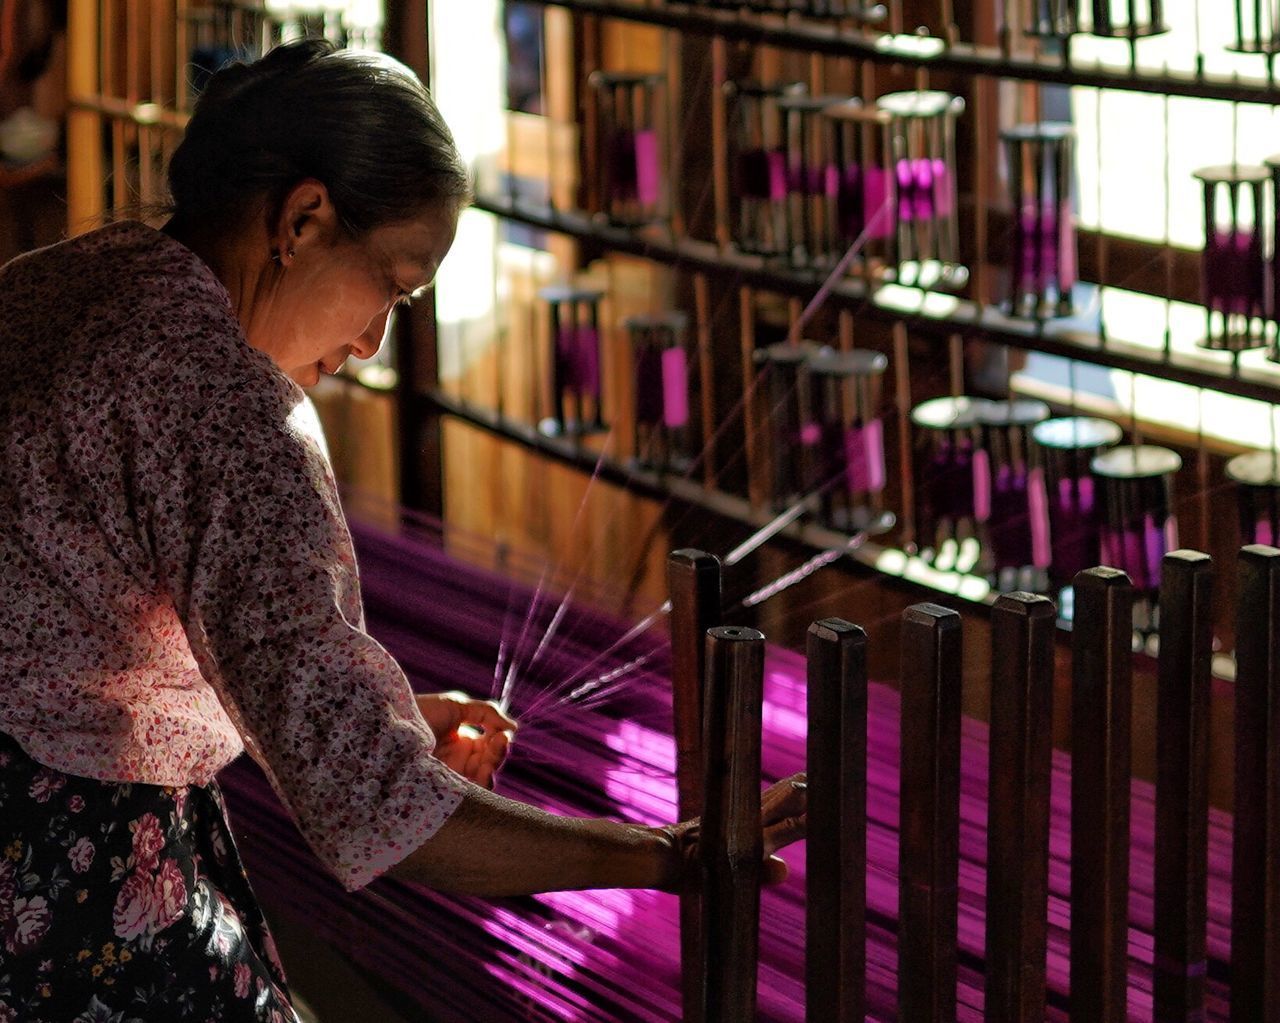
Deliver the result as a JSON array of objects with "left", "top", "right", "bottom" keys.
[{"left": 287, "top": 363, "right": 323, "bottom": 387}]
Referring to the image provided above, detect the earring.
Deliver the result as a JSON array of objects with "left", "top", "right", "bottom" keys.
[{"left": 271, "top": 247, "right": 296, "bottom": 265}]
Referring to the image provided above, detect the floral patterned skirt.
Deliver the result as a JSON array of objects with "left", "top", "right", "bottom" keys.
[{"left": 0, "top": 731, "right": 299, "bottom": 1023}]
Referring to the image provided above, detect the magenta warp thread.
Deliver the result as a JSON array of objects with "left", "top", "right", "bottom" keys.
[
  {"left": 728, "top": 80, "right": 805, "bottom": 258},
  {"left": 827, "top": 99, "right": 896, "bottom": 275},
  {"left": 1031, "top": 416, "right": 1124, "bottom": 591},
  {"left": 1091, "top": 445, "right": 1182, "bottom": 595},
  {"left": 539, "top": 285, "right": 607, "bottom": 437},
  {"left": 977, "top": 400, "right": 1052, "bottom": 576},
  {"left": 627, "top": 312, "right": 693, "bottom": 471},
  {"left": 753, "top": 342, "right": 819, "bottom": 508},
  {"left": 1226, "top": 450, "right": 1280, "bottom": 548},
  {"left": 1002, "top": 123, "right": 1077, "bottom": 320},
  {"left": 806, "top": 346, "right": 891, "bottom": 535},
  {"left": 778, "top": 93, "right": 851, "bottom": 269},
  {"left": 875, "top": 90, "right": 966, "bottom": 290},
  {"left": 911, "top": 395, "right": 994, "bottom": 555},
  {"left": 217, "top": 515, "right": 1235, "bottom": 1022},
  {"left": 591, "top": 71, "right": 665, "bottom": 228},
  {"left": 1194, "top": 164, "right": 1270, "bottom": 353}
]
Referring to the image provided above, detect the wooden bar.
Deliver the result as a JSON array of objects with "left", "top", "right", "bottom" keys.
[
  {"left": 667, "top": 548, "right": 720, "bottom": 1023},
  {"left": 805, "top": 618, "right": 867, "bottom": 1023},
  {"left": 740, "top": 286, "right": 765, "bottom": 508},
  {"left": 898, "top": 603, "right": 962, "bottom": 1023},
  {"left": 892, "top": 321, "right": 915, "bottom": 547},
  {"left": 1231, "top": 544, "right": 1280, "bottom": 1022},
  {"left": 1153, "top": 550, "right": 1215, "bottom": 1022},
  {"left": 1070, "top": 567, "right": 1134, "bottom": 1023},
  {"left": 700, "top": 625, "right": 765, "bottom": 1023},
  {"left": 984, "top": 592, "right": 1056, "bottom": 1022},
  {"left": 668, "top": 549, "right": 722, "bottom": 821},
  {"left": 694, "top": 273, "right": 716, "bottom": 489}
]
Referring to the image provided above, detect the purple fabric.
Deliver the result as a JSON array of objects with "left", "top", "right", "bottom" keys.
[
  {"left": 555, "top": 325, "right": 601, "bottom": 400},
  {"left": 215, "top": 517, "right": 1234, "bottom": 1022},
  {"left": 790, "top": 162, "right": 840, "bottom": 197},
  {"left": 660, "top": 348, "right": 689, "bottom": 429}
]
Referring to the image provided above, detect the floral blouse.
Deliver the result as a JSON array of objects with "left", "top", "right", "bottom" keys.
[{"left": 0, "top": 222, "right": 468, "bottom": 890}]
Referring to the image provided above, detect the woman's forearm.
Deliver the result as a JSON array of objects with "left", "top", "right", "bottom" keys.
[{"left": 388, "top": 785, "right": 682, "bottom": 896}]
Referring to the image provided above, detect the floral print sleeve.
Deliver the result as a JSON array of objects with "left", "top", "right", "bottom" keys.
[{"left": 146, "top": 381, "right": 468, "bottom": 891}]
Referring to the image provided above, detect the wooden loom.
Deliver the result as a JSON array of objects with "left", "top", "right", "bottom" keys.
[{"left": 669, "top": 543, "right": 1280, "bottom": 1022}]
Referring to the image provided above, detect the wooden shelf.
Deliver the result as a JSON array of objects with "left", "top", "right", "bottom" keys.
[
  {"left": 423, "top": 386, "right": 1000, "bottom": 607},
  {"left": 516, "top": 0, "right": 1280, "bottom": 106},
  {"left": 425, "top": 388, "right": 1245, "bottom": 679},
  {"left": 475, "top": 192, "right": 1280, "bottom": 405}
]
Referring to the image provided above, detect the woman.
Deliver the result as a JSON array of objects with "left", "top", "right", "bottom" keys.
[{"left": 0, "top": 39, "right": 806, "bottom": 1022}]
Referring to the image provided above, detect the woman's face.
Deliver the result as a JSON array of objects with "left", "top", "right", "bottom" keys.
[{"left": 249, "top": 197, "right": 459, "bottom": 387}]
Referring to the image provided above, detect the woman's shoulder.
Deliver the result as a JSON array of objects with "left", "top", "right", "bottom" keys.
[{"left": 0, "top": 221, "right": 295, "bottom": 451}]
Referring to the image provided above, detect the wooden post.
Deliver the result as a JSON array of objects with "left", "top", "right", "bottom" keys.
[
  {"left": 805, "top": 619, "right": 867, "bottom": 1023},
  {"left": 66, "top": 0, "right": 105, "bottom": 234},
  {"left": 1231, "top": 544, "right": 1280, "bottom": 1022},
  {"left": 1153, "top": 550, "right": 1214, "bottom": 1022},
  {"left": 668, "top": 548, "right": 721, "bottom": 1023},
  {"left": 700, "top": 625, "right": 765, "bottom": 1023},
  {"left": 984, "top": 592, "right": 1056, "bottom": 1022},
  {"left": 1070, "top": 567, "right": 1134, "bottom": 1023},
  {"left": 898, "top": 603, "right": 962, "bottom": 1023}
]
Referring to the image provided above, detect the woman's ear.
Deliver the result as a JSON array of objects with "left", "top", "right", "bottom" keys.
[{"left": 273, "top": 179, "right": 337, "bottom": 259}]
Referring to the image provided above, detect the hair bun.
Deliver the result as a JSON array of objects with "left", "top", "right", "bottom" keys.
[{"left": 196, "top": 38, "right": 335, "bottom": 115}]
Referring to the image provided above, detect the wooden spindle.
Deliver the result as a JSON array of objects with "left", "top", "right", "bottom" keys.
[
  {"left": 668, "top": 549, "right": 722, "bottom": 1023},
  {"left": 898, "top": 603, "right": 963, "bottom": 1023},
  {"left": 1153, "top": 551, "right": 1214, "bottom": 1022},
  {"left": 806, "top": 618, "right": 868, "bottom": 1023},
  {"left": 1231, "top": 544, "right": 1280, "bottom": 1022},
  {"left": 985, "top": 592, "right": 1056, "bottom": 1022},
  {"left": 1070, "top": 567, "right": 1134, "bottom": 1023},
  {"left": 701, "top": 625, "right": 765, "bottom": 1023}
]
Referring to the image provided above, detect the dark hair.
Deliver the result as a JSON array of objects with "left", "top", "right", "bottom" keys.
[{"left": 166, "top": 39, "right": 470, "bottom": 237}]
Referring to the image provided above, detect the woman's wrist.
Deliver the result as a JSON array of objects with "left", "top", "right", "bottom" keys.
[{"left": 652, "top": 820, "right": 697, "bottom": 893}]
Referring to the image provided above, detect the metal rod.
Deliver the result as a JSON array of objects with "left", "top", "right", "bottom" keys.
[
  {"left": 1153, "top": 550, "right": 1215, "bottom": 1021},
  {"left": 898, "top": 603, "right": 962, "bottom": 1023},
  {"left": 805, "top": 618, "right": 867, "bottom": 1023},
  {"left": 1069, "top": 566, "right": 1134, "bottom": 1023},
  {"left": 984, "top": 592, "right": 1056, "bottom": 1022},
  {"left": 1231, "top": 544, "right": 1280, "bottom": 1022},
  {"left": 700, "top": 625, "right": 765, "bottom": 1023}
]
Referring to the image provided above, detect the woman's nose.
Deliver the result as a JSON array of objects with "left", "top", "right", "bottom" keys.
[{"left": 353, "top": 307, "right": 392, "bottom": 360}]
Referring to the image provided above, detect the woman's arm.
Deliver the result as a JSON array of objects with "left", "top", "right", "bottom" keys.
[{"left": 388, "top": 773, "right": 807, "bottom": 897}]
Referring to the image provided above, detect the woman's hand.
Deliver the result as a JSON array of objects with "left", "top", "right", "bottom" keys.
[
  {"left": 656, "top": 772, "right": 808, "bottom": 892},
  {"left": 415, "top": 691, "right": 517, "bottom": 789}
]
